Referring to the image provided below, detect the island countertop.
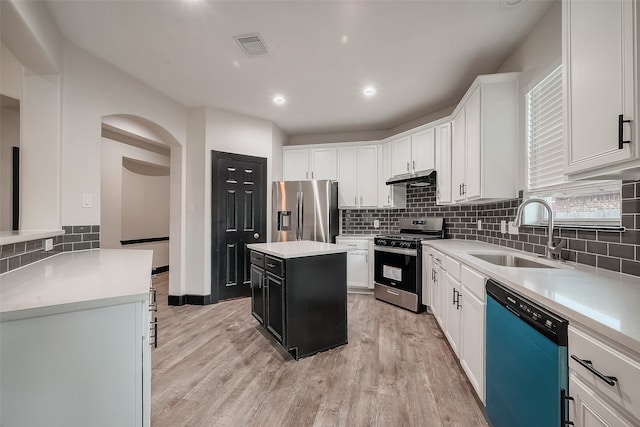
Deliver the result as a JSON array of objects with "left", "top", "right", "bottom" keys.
[
  {"left": 0, "top": 249, "right": 153, "bottom": 321},
  {"left": 247, "top": 240, "right": 347, "bottom": 259}
]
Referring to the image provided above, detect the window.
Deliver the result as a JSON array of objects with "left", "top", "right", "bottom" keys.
[{"left": 525, "top": 65, "right": 621, "bottom": 226}]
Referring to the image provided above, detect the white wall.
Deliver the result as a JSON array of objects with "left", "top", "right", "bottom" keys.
[
  {"left": 1, "top": 43, "right": 23, "bottom": 100},
  {"left": 497, "top": 0, "right": 562, "bottom": 192},
  {"left": 1, "top": 108, "right": 20, "bottom": 230},
  {"left": 101, "top": 137, "right": 170, "bottom": 269},
  {"left": 121, "top": 168, "right": 170, "bottom": 241},
  {"left": 21, "top": 73, "right": 61, "bottom": 230},
  {"left": 61, "top": 42, "right": 188, "bottom": 295},
  {"left": 182, "top": 108, "right": 280, "bottom": 297}
]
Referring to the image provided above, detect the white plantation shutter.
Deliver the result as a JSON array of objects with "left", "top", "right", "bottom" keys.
[
  {"left": 525, "top": 65, "right": 621, "bottom": 225},
  {"left": 527, "top": 65, "right": 564, "bottom": 191}
]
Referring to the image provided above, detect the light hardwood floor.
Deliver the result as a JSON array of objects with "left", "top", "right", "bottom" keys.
[{"left": 151, "top": 273, "right": 489, "bottom": 427}]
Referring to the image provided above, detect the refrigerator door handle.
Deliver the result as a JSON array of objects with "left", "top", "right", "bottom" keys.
[
  {"left": 298, "top": 191, "right": 304, "bottom": 240},
  {"left": 295, "top": 192, "right": 301, "bottom": 240}
]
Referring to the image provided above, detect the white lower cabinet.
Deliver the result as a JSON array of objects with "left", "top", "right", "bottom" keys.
[
  {"left": 336, "top": 237, "right": 372, "bottom": 290},
  {"left": 427, "top": 246, "right": 486, "bottom": 403},
  {"left": 0, "top": 300, "right": 151, "bottom": 427},
  {"left": 444, "top": 272, "right": 462, "bottom": 357},
  {"left": 568, "top": 325, "right": 640, "bottom": 426},
  {"left": 569, "top": 374, "right": 635, "bottom": 427},
  {"left": 460, "top": 284, "right": 485, "bottom": 402}
]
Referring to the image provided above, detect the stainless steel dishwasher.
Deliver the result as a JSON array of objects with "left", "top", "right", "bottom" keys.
[{"left": 485, "top": 279, "right": 571, "bottom": 427}]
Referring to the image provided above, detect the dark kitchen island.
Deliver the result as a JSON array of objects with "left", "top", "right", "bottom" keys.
[{"left": 246, "top": 241, "right": 348, "bottom": 360}]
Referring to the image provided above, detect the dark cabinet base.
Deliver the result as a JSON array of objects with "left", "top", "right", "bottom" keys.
[{"left": 250, "top": 251, "right": 348, "bottom": 360}]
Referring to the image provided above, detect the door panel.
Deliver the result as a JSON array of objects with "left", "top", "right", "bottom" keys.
[
  {"left": 299, "top": 180, "right": 316, "bottom": 241},
  {"left": 212, "top": 151, "right": 267, "bottom": 302}
]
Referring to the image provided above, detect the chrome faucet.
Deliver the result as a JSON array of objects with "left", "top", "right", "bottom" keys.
[{"left": 513, "top": 198, "right": 565, "bottom": 259}]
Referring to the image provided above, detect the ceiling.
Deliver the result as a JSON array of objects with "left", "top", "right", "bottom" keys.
[{"left": 44, "top": 0, "right": 554, "bottom": 136}]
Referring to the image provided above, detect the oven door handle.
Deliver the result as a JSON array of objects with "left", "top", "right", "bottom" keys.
[{"left": 374, "top": 246, "right": 418, "bottom": 256}]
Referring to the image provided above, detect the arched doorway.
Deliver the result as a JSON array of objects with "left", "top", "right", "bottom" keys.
[{"left": 100, "top": 114, "right": 184, "bottom": 297}]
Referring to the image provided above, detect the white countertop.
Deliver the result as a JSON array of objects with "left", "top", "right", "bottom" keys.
[
  {"left": 423, "top": 240, "right": 640, "bottom": 355},
  {"left": 0, "top": 249, "right": 153, "bottom": 321},
  {"left": 0, "top": 229, "right": 65, "bottom": 246},
  {"left": 336, "top": 234, "right": 375, "bottom": 240},
  {"left": 247, "top": 240, "right": 348, "bottom": 259}
]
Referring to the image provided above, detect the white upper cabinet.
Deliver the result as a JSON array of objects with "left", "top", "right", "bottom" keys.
[
  {"left": 379, "top": 142, "right": 407, "bottom": 208},
  {"left": 337, "top": 145, "right": 378, "bottom": 209},
  {"left": 391, "top": 135, "right": 412, "bottom": 176},
  {"left": 435, "top": 122, "right": 452, "bottom": 204},
  {"left": 310, "top": 147, "right": 338, "bottom": 180},
  {"left": 564, "top": 0, "right": 640, "bottom": 179},
  {"left": 282, "top": 147, "right": 337, "bottom": 181},
  {"left": 390, "top": 129, "right": 436, "bottom": 177},
  {"left": 451, "top": 73, "right": 519, "bottom": 203},
  {"left": 412, "top": 128, "right": 436, "bottom": 172},
  {"left": 283, "top": 148, "right": 310, "bottom": 180}
]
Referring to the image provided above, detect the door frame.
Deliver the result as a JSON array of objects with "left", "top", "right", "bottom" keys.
[{"left": 211, "top": 150, "right": 267, "bottom": 304}]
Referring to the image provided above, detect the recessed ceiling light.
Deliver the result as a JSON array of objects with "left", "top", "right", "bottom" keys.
[
  {"left": 341, "top": 35, "right": 349, "bottom": 44},
  {"left": 273, "top": 96, "right": 286, "bottom": 105},
  {"left": 363, "top": 86, "right": 377, "bottom": 97}
]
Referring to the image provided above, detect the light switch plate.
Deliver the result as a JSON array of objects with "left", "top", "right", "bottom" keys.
[
  {"left": 44, "top": 239, "right": 53, "bottom": 251},
  {"left": 500, "top": 220, "right": 507, "bottom": 234},
  {"left": 82, "top": 193, "right": 92, "bottom": 208},
  {"left": 373, "top": 219, "right": 380, "bottom": 229},
  {"left": 477, "top": 220, "right": 482, "bottom": 231}
]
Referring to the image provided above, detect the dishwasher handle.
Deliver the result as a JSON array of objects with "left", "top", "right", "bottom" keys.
[{"left": 570, "top": 355, "right": 618, "bottom": 386}]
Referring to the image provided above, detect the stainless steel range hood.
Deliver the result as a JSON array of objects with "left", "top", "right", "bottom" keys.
[{"left": 385, "top": 169, "right": 436, "bottom": 187}]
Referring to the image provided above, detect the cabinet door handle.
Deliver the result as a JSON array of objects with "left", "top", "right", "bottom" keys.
[
  {"left": 149, "top": 287, "right": 157, "bottom": 312},
  {"left": 306, "top": 171, "right": 309, "bottom": 179},
  {"left": 312, "top": 171, "right": 314, "bottom": 179},
  {"left": 459, "top": 184, "right": 462, "bottom": 196},
  {"left": 456, "top": 292, "right": 462, "bottom": 309},
  {"left": 452, "top": 288, "right": 457, "bottom": 305},
  {"left": 360, "top": 196, "right": 363, "bottom": 205},
  {"left": 570, "top": 355, "right": 618, "bottom": 386},
  {"left": 354, "top": 196, "right": 357, "bottom": 205},
  {"left": 150, "top": 317, "right": 158, "bottom": 348},
  {"left": 618, "top": 114, "right": 631, "bottom": 149},
  {"left": 406, "top": 161, "right": 410, "bottom": 172},
  {"left": 462, "top": 183, "right": 466, "bottom": 195},
  {"left": 267, "top": 263, "right": 276, "bottom": 268},
  {"left": 412, "top": 160, "right": 415, "bottom": 172}
]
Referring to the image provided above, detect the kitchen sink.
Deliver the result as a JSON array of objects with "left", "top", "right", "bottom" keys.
[{"left": 469, "top": 253, "right": 557, "bottom": 269}]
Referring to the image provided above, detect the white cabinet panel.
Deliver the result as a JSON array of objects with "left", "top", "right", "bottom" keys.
[
  {"left": 435, "top": 122, "right": 452, "bottom": 204},
  {"left": 444, "top": 273, "right": 462, "bottom": 357},
  {"left": 570, "top": 374, "right": 636, "bottom": 427},
  {"left": 338, "top": 145, "right": 378, "bottom": 209},
  {"left": 336, "top": 237, "right": 372, "bottom": 290},
  {"left": 1, "top": 301, "right": 149, "bottom": 427},
  {"left": 283, "top": 148, "right": 310, "bottom": 181},
  {"left": 564, "top": 0, "right": 638, "bottom": 177},
  {"left": 460, "top": 286, "right": 485, "bottom": 403},
  {"left": 450, "top": 73, "right": 518, "bottom": 203},
  {"left": 338, "top": 147, "right": 358, "bottom": 208},
  {"left": 391, "top": 135, "right": 412, "bottom": 176},
  {"left": 358, "top": 145, "right": 378, "bottom": 207},
  {"left": 378, "top": 142, "right": 406, "bottom": 208},
  {"left": 464, "top": 88, "right": 481, "bottom": 200},
  {"left": 310, "top": 147, "right": 337, "bottom": 180},
  {"left": 411, "top": 127, "right": 435, "bottom": 172}
]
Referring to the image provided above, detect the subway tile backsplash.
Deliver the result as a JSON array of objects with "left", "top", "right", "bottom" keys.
[
  {"left": 341, "top": 180, "right": 640, "bottom": 278},
  {"left": 0, "top": 225, "right": 100, "bottom": 273}
]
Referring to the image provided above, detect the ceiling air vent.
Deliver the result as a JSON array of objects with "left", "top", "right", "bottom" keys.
[{"left": 234, "top": 33, "right": 268, "bottom": 57}]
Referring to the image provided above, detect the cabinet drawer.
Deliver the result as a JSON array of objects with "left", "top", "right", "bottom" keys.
[
  {"left": 250, "top": 251, "right": 265, "bottom": 268},
  {"left": 336, "top": 238, "right": 369, "bottom": 250},
  {"left": 460, "top": 264, "right": 485, "bottom": 300},
  {"left": 265, "top": 256, "right": 284, "bottom": 277},
  {"left": 569, "top": 326, "right": 640, "bottom": 421},
  {"left": 444, "top": 255, "right": 461, "bottom": 281}
]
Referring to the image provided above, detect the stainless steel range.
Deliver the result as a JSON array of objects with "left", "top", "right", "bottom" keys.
[{"left": 374, "top": 217, "right": 445, "bottom": 312}]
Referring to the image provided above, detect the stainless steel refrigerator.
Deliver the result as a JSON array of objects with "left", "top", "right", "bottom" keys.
[{"left": 272, "top": 180, "right": 339, "bottom": 243}]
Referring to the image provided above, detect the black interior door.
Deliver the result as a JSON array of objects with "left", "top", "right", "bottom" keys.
[{"left": 211, "top": 151, "right": 267, "bottom": 302}]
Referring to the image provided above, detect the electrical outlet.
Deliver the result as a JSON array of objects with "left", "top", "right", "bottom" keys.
[
  {"left": 373, "top": 219, "right": 380, "bottom": 229},
  {"left": 44, "top": 238, "right": 53, "bottom": 251},
  {"left": 508, "top": 221, "right": 519, "bottom": 235},
  {"left": 500, "top": 220, "right": 507, "bottom": 234},
  {"left": 81, "top": 193, "right": 92, "bottom": 208},
  {"left": 477, "top": 220, "right": 482, "bottom": 231}
]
